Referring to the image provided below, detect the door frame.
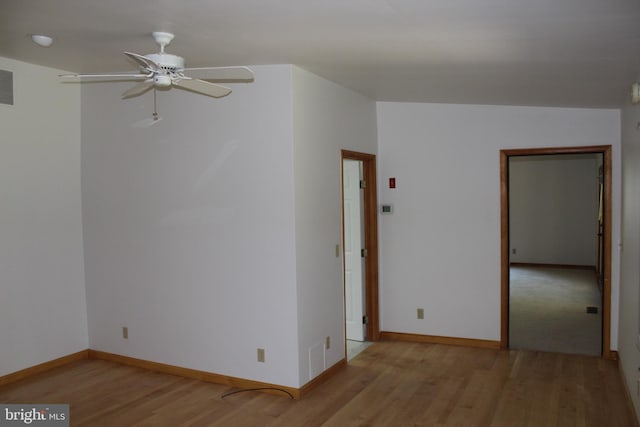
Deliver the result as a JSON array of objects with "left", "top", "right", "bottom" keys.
[
  {"left": 341, "top": 150, "right": 380, "bottom": 341},
  {"left": 500, "top": 145, "right": 612, "bottom": 359}
]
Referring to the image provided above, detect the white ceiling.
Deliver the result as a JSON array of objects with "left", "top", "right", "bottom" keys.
[{"left": 2, "top": 0, "right": 640, "bottom": 107}]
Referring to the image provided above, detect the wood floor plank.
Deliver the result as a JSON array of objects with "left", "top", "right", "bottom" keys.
[{"left": 0, "top": 342, "right": 637, "bottom": 426}]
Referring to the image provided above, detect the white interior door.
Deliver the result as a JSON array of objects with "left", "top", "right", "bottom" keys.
[{"left": 343, "top": 159, "right": 366, "bottom": 341}]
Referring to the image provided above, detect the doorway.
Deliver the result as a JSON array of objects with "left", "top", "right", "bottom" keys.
[
  {"left": 500, "top": 146, "right": 613, "bottom": 359},
  {"left": 341, "top": 150, "right": 380, "bottom": 360}
]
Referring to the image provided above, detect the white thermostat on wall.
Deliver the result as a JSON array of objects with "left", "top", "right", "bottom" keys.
[{"left": 381, "top": 204, "right": 393, "bottom": 214}]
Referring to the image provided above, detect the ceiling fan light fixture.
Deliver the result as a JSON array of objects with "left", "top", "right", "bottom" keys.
[
  {"left": 153, "top": 75, "right": 172, "bottom": 87},
  {"left": 31, "top": 34, "right": 53, "bottom": 47}
]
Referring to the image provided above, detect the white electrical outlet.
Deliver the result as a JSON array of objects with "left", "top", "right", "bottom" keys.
[
  {"left": 122, "top": 327, "right": 128, "bottom": 339},
  {"left": 326, "top": 336, "right": 331, "bottom": 350},
  {"left": 417, "top": 308, "right": 424, "bottom": 319},
  {"left": 257, "top": 348, "right": 265, "bottom": 363}
]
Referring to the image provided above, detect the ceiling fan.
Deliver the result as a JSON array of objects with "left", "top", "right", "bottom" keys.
[{"left": 59, "top": 32, "right": 254, "bottom": 99}]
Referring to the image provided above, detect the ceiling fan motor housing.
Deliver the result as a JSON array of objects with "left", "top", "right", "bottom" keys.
[{"left": 146, "top": 53, "right": 185, "bottom": 73}]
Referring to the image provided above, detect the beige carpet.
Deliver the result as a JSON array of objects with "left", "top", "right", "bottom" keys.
[{"left": 509, "top": 266, "right": 602, "bottom": 356}]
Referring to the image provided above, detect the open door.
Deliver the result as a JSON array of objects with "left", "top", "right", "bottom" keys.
[
  {"left": 343, "top": 159, "right": 366, "bottom": 341},
  {"left": 341, "top": 150, "right": 380, "bottom": 345},
  {"left": 596, "top": 164, "right": 605, "bottom": 292}
]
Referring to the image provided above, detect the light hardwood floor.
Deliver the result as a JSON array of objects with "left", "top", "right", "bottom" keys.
[{"left": 0, "top": 341, "right": 637, "bottom": 426}]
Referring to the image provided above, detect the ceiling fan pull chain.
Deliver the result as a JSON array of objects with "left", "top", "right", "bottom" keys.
[{"left": 153, "top": 88, "right": 159, "bottom": 121}]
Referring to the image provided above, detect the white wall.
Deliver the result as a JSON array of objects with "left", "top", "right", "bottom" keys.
[
  {"left": 377, "top": 103, "right": 621, "bottom": 345},
  {"left": 509, "top": 154, "right": 600, "bottom": 266},
  {"left": 618, "top": 104, "right": 640, "bottom": 421},
  {"left": 292, "top": 67, "right": 377, "bottom": 384},
  {"left": 81, "top": 65, "right": 301, "bottom": 387},
  {"left": 0, "top": 57, "right": 88, "bottom": 376}
]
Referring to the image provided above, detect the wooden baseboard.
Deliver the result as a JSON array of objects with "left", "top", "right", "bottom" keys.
[
  {"left": 380, "top": 331, "right": 501, "bottom": 350},
  {"left": 509, "top": 262, "right": 596, "bottom": 271},
  {"left": 299, "top": 358, "right": 347, "bottom": 398},
  {"left": 1, "top": 348, "right": 347, "bottom": 400},
  {"left": 88, "top": 350, "right": 302, "bottom": 399},
  {"left": 0, "top": 350, "right": 89, "bottom": 387}
]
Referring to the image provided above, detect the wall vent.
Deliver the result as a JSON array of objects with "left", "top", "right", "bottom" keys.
[{"left": 0, "top": 70, "right": 14, "bottom": 105}]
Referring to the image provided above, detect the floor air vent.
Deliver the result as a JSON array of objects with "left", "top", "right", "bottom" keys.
[{"left": 586, "top": 306, "right": 598, "bottom": 314}]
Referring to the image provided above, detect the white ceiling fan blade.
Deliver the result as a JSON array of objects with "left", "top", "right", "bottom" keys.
[
  {"left": 181, "top": 66, "right": 254, "bottom": 82},
  {"left": 123, "top": 52, "right": 158, "bottom": 72},
  {"left": 59, "top": 72, "right": 151, "bottom": 80},
  {"left": 173, "top": 78, "right": 232, "bottom": 98},
  {"left": 122, "top": 80, "right": 154, "bottom": 99}
]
